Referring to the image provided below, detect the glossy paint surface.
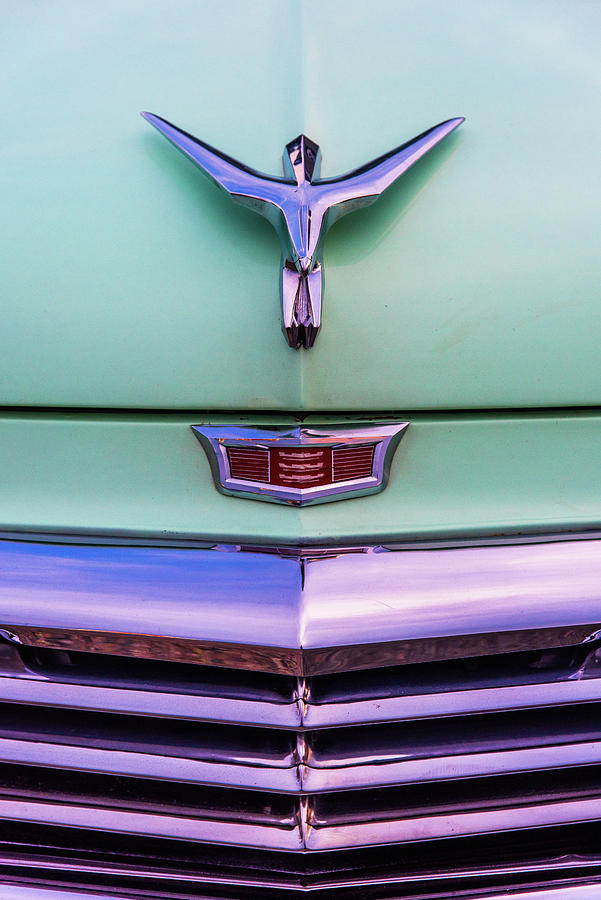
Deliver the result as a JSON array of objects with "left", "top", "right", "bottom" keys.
[
  {"left": 2, "top": 1, "right": 601, "bottom": 408},
  {"left": 0, "top": 411, "right": 600, "bottom": 542}
]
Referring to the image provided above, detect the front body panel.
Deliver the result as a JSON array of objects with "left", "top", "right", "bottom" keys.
[
  {"left": 1, "top": 410, "right": 599, "bottom": 544},
  {"left": 2, "top": 1, "right": 601, "bottom": 409}
]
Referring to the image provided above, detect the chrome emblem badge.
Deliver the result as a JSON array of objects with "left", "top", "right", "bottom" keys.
[
  {"left": 191, "top": 423, "right": 409, "bottom": 506},
  {"left": 142, "top": 112, "right": 464, "bottom": 348}
]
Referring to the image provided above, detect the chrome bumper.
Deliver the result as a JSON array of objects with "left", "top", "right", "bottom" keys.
[{"left": 2, "top": 533, "right": 601, "bottom": 674}]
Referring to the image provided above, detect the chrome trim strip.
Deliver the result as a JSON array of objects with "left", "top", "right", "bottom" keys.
[
  {"left": 304, "top": 678, "right": 601, "bottom": 728},
  {"left": 2, "top": 868, "right": 600, "bottom": 896},
  {"left": 1, "top": 882, "right": 600, "bottom": 900},
  {"left": 1, "top": 794, "right": 600, "bottom": 853},
  {"left": 0, "top": 737, "right": 301, "bottom": 792},
  {"left": 0, "top": 863, "right": 600, "bottom": 895},
  {"left": 1, "top": 625, "right": 302, "bottom": 675},
  {"left": 1, "top": 732, "right": 599, "bottom": 796},
  {"left": 307, "top": 797, "right": 601, "bottom": 850},
  {"left": 0, "top": 889, "right": 143, "bottom": 900},
  {"left": 4, "top": 527, "right": 601, "bottom": 548},
  {"left": 0, "top": 675, "right": 301, "bottom": 727},
  {"left": 3, "top": 527, "right": 601, "bottom": 548},
  {"left": 1, "top": 536, "right": 601, "bottom": 675},
  {"left": 6, "top": 622, "right": 595, "bottom": 677},
  {"left": 300, "top": 625, "right": 599, "bottom": 675},
  {"left": 463, "top": 889, "right": 601, "bottom": 900},
  {"left": 3, "top": 664, "right": 601, "bottom": 731},
  {"left": 303, "top": 739, "right": 601, "bottom": 792},
  {"left": 0, "top": 798, "right": 303, "bottom": 850}
]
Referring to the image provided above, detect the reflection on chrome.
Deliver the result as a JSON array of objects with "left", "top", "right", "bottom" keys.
[{"left": 1, "top": 533, "right": 601, "bottom": 674}]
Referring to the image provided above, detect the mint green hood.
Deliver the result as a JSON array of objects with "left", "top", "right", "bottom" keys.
[{"left": 2, "top": 1, "right": 600, "bottom": 411}]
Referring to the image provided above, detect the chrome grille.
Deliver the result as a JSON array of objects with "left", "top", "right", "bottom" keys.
[
  {"left": 1, "top": 637, "right": 601, "bottom": 897},
  {"left": 2, "top": 534, "right": 601, "bottom": 898}
]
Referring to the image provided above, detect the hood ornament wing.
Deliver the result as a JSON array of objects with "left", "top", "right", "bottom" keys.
[{"left": 142, "top": 112, "right": 464, "bottom": 348}]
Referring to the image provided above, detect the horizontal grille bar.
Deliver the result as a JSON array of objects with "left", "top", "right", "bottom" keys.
[
  {"left": 306, "top": 797, "right": 601, "bottom": 851},
  {"left": 1, "top": 820, "right": 601, "bottom": 895},
  {"left": 456, "top": 889, "right": 601, "bottom": 900},
  {"left": 0, "top": 642, "right": 599, "bottom": 793},
  {"left": 1, "top": 641, "right": 601, "bottom": 850},
  {"left": 0, "top": 736, "right": 301, "bottom": 792},
  {"left": 2, "top": 762, "right": 601, "bottom": 852},
  {"left": 4, "top": 668, "right": 601, "bottom": 730},
  {"left": 0, "top": 798, "right": 302, "bottom": 852},
  {"left": 2, "top": 640, "right": 598, "bottom": 730},
  {"left": 2, "top": 880, "right": 601, "bottom": 899},
  {"left": 2, "top": 715, "right": 601, "bottom": 795},
  {"left": 0, "top": 674, "right": 301, "bottom": 728}
]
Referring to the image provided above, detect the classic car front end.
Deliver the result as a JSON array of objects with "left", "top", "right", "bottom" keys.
[{"left": 2, "top": 1, "right": 601, "bottom": 898}]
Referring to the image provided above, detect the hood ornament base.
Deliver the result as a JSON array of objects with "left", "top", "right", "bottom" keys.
[{"left": 142, "top": 113, "right": 464, "bottom": 348}]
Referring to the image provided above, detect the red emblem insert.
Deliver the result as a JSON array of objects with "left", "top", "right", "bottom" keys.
[
  {"left": 271, "top": 447, "right": 332, "bottom": 487},
  {"left": 227, "top": 444, "right": 375, "bottom": 487}
]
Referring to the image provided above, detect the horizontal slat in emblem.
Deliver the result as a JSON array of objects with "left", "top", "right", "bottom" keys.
[
  {"left": 332, "top": 445, "right": 375, "bottom": 482},
  {"left": 227, "top": 447, "right": 270, "bottom": 483},
  {"left": 191, "top": 423, "right": 409, "bottom": 506}
]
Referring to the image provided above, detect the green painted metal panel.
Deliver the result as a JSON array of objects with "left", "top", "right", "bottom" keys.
[
  {"left": 1, "top": 412, "right": 599, "bottom": 543},
  {"left": 1, "top": 1, "right": 601, "bottom": 409}
]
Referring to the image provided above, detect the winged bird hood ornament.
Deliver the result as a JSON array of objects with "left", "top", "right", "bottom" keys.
[{"left": 142, "top": 112, "right": 464, "bottom": 348}]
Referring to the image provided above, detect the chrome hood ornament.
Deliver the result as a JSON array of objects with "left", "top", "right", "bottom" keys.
[
  {"left": 142, "top": 112, "right": 464, "bottom": 348},
  {"left": 191, "top": 422, "right": 409, "bottom": 506}
]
